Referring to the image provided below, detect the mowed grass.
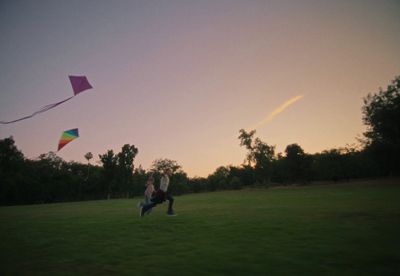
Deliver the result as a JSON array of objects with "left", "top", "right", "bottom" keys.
[{"left": 1, "top": 179, "right": 400, "bottom": 275}]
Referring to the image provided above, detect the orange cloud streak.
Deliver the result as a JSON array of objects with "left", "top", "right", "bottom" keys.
[{"left": 250, "top": 95, "right": 305, "bottom": 130}]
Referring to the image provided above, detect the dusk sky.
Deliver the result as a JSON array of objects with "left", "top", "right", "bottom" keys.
[{"left": 1, "top": 0, "right": 399, "bottom": 177}]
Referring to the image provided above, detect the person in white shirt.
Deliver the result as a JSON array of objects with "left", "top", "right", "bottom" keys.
[{"left": 140, "top": 169, "right": 175, "bottom": 217}]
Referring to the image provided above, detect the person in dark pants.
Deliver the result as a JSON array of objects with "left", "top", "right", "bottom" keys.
[{"left": 140, "top": 169, "right": 175, "bottom": 217}]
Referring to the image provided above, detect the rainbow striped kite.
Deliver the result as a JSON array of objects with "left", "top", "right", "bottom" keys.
[{"left": 58, "top": 128, "right": 79, "bottom": 151}]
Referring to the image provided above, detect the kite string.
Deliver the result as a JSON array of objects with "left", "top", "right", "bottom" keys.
[{"left": 0, "top": 96, "right": 74, "bottom": 124}]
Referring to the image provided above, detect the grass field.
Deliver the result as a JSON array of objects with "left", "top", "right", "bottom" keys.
[{"left": 1, "top": 179, "right": 400, "bottom": 275}]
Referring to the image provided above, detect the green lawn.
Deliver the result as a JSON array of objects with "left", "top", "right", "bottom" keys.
[{"left": 1, "top": 179, "right": 399, "bottom": 275}]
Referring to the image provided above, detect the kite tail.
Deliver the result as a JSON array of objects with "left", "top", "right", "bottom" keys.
[{"left": 0, "top": 96, "right": 74, "bottom": 124}]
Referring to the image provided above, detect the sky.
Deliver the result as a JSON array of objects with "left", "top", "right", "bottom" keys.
[{"left": 0, "top": 0, "right": 399, "bottom": 177}]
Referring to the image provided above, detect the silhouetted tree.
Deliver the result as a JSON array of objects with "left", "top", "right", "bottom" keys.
[
  {"left": 207, "top": 166, "right": 230, "bottom": 190},
  {"left": 84, "top": 152, "right": 93, "bottom": 163},
  {"left": 229, "top": 165, "right": 255, "bottom": 187},
  {"left": 238, "top": 129, "right": 256, "bottom": 166},
  {"left": 117, "top": 144, "right": 138, "bottom": 197},
  {"left": 132, "top": 165, "right": 147, "bottom": 196},
  {"left": 238, "top": 129, "right": 275, "bottom": 183},
  {"left": 188, "top": 177, "right": 207, "bottom": 193},
  {"left": 150, "top": 158, "right": 188, "bottom": 194},
  {"left": 284, "top": 143, "right": 312, "bottom": 183},
  {"left": 169, "top": 171, "right": 189, "bottom": 195},
  {"left": 99, "top": 150, "right": 118, "bottom": 199},
  {"left": 362, "top": 75, "right": 400, "bottom": 175},
  {"left": 0, "top": 136, "right": 24, "bottom": 169},
  {"left": 0, "top": 137, "right": 25, "bottom": 205},
  {"left": 150, "top": 158, "right": 181, "bottom": 174},
  {"left": 311, "top": 149, "right": 347, "bottom": 182},
  {"left": 84, "top": 152, "right": 93, "bottom": 180}
]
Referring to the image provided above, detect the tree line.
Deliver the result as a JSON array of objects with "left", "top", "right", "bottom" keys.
[{"left": 1, "top": 75, "right": 399, "bottom": 206}]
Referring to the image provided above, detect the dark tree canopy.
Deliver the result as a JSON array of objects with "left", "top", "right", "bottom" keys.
[
  {"left": 238, "top": 129, "right": 275, "bottom": 182},
  {"left": 2, "top": 72, "right": 399, "bottom": 206},
  {"left": 0, "top": 136, "right": 24, "bottom": 170},
  {"left": 362, "top": 75, "right": 400, "bottom": 174},
  {"left": 151, "top": 158, "right": 182, "bottom": 174},
  {"left": 284, "top": 144, "right": 311, "bottom": 183},
  {"left": 285, "top": 144, "right": 305, "bottom": 158}
]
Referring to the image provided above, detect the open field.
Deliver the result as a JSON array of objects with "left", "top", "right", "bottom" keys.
[{"left": 1, "top": 179, "right": 399, "bottom": 275}]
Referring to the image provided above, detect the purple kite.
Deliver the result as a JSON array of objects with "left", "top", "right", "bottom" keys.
[
  {"left": 0, "top": 76, "right": 93, "bottom": 124},
  {"left": 69, "top": 76, "right": 93, "bottom": 96}
]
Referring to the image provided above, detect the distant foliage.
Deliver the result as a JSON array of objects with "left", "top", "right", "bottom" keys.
[
  {"left": 362, "top": 75, "right": 400, "bottom": 175},
  {"left": 0, "top": 136, "right": 384, "bottom": 206},
  {"left": 84, "top": 152, "right": 93, "bottom": 162},
  {"left": 151, "top": 158, "right": 182, "bottom": 174},
  {"left": 1, "top": 76, "right": 398, "bottom": 205},
  {"left": 238, "top": 129, "right": 275, "bottom": 183}
]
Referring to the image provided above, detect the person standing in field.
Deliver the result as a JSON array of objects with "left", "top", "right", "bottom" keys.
[
  {"left": 140, "top": 169, "right": 175, "bottom": 217},
  {"left": 137, "top": 175, "right": 155, "bottom": 213}
]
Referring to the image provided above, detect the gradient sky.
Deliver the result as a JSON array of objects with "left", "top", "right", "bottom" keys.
[{"left": 1, "top": 0, "right": 399, "bottom": 177}]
